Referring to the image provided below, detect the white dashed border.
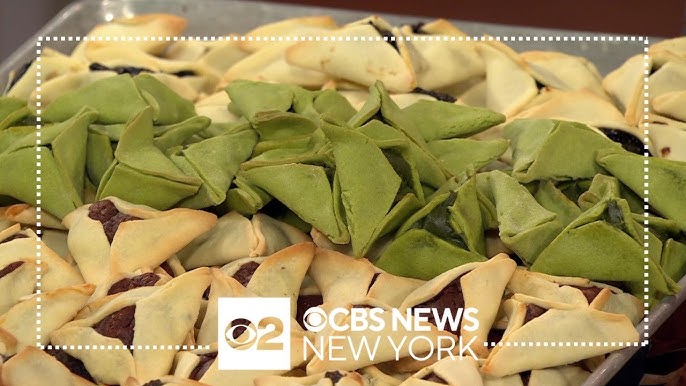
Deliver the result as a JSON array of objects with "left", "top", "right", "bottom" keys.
[
  {"left": 38, "top": 35, "right": 647, "bottom": 42},
  {"left": 35, "top": 39, "right": 43, "bottom": 347},
  {"left": 642, "top": 39, "right": 651, "bottom": 347},
  {"left": 33, "top": 34, "right": 650, "bottom": 351}
]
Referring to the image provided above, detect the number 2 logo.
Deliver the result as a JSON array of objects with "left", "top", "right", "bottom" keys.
[{"left": 225, "top": 316, "right": 284, "bottom": 350}]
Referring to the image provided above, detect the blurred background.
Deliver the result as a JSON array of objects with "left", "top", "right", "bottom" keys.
[{"left": 2, "top": 0, "right": 686, "bottom": 59}]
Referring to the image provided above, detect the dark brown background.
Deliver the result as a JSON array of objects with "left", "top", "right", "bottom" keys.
[
  {"left": 1, "top": 0, "right": 686, "bottom": 60},
  {"left": 267, "top": 0, "right": 686, "bottom": 37}
]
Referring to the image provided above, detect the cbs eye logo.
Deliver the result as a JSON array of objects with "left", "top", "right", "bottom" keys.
[
  {"left": 217, "top": 298, "right": 291, "bottom": 371},
  {"left": 224, "top": 317, "right": 284, "bottom": 350}
]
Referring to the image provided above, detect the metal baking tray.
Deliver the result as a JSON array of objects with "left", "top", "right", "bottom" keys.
[
  {"left": 0, "top": 0, "right": 659, "bottom": 85},
  {"left": 0, "top": 1, "right": 680, "bottom": 385}
]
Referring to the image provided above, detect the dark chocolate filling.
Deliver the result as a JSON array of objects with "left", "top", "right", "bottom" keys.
[
  {"left": 413, "top": 275, "right": 465, "bottom": 335},
  {"left": 422, "top": 373, "right": 448, "bottom": 384},
  {"left": 45, "top": 348, "right": 96, "bottom": 383},
  {"left": 93, "top": 305, "right": 136, "bottom": 347},
  {"left": 599, "top": 128, "right": 650, "bottom": 156},
  {"left": 202, "top": 285, "right": 211, "bottom": 300},
  {"left": 142, "top": 380, "right": 164, "bottom": 386},
  {"left": 296, "top": 294, "right": 324, "bottom": 330},
  {"left": 523, "top": 304, "right": 548, "bottom": 324},
  {"left": 0, "top": 234, "right": 29, "bottom": 244},
  {"left": 409, "top": 22, "right": 427, "bottom": 34},
  {"left": 487, "top": 328, "right": 505, "bottom": 345},
  {"left": 367, "top": 273, "right": 381, "bottom": 292},
  {"left": 89, "top": 62, "right": 153, "bottom": 76},
  {"left": 159, "top": 261, "right": 175, "bottom": 277},
  {"left": 572, "top": 285, "right": 604, "bottom": 303},
  {"left": 189, "top": 352, "right": 217, "bottom": 381},
  {"left": 368, "top": 21, "right": 398, "bottom": 51},
  {"left": 325, "top": 370, "right": 345, "bottom": 384},
  {"left": 89, "top": 62, "right": 196, "bottom": 77},
  {"left": 520, "top": 370, "right": 532, "bottom": 385},
  {"left": 411, "top": 87, "right": 457, "bottom": 103},
  {"left": 107, "top": 273, "right": 160, "bottom": 295},
  {"left": 0, "top": 261, "right": 24, "bottom": 279},
  {"left": 7, "top": 60, "right": 32, "bottom": 90},
  {"left": 232, "top": 261, "right": 260, "bottom": 286},
  {"left": 88, "top": 200, "right": 140, "bottom": 243}
]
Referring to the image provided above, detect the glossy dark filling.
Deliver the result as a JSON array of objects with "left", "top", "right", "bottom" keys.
[
  {"left": 367, "top": 273, "right": 381, "bottom": 292},
  {"left": 409, "top": 22, "right": 427, "bottom": 34},
  {"left": 411, "top": 87, "right": 457, "bottom": 103},
  {"left": 422, "top": 373, "right": 448, "bottom": 384},
  {"left": 325, "top": 371, "right": 345, "bottom": 384},
  {"left": 159, "top": 261, "right": 175, "bottom": 277},
  {"left": 141, "top": 380, "right": 164, "bottom": 386},
  {"left": 0, "top": 261, "right": 23, "bottom": 279},
  {"left": 523, "top": 304, "right": 548, "bottom": 324},
  {"left": 487, "top": 328, "right": 505, "bottom": 345},
  {"left": 572, "top": 285, "right": 604, "bottom": 303},
  {"left": 107, "top": 273, "right": 160, "bottom": 295},
  {"left": 45, "top": 348, "right": 96, "bottom": 383},
  {"left": 93, "top": 305, "right": 136, "bottom": 347},
  {"left": 89, "top": 62, "right": 196, "bottom": 77},
  {"left": 413, "top": 275, "right": 465, "bottom": 335},
  {"left": 189, "top": 352, "right": 217, "bottom": 380},
  {"left": 599, "top": 128, "right": 650, "bottom": 156},
  {"left": 88, "top": 200, "right": 140, "bottom": 243},
  {"left": 369, "top": 22, "right": 398, "bottom": 51},
  {"left": 232, "top": 261, "right": 260, "bottom": 286},
  {"left": 521, "top": 370, "right": 532, "bottom": 385},
  {"left": 0, "top": 234, "right": 29, "bottom": 244}
]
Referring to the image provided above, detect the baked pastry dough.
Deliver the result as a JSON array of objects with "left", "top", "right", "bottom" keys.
[
  {"left": 399, "top": 356, "right": 482, "bottom": 386},
  {"left": 398, "top": 20, "right": 484, "bottom": 91},
  {"left": 519, "top": 51, "right": 607, "bottom": 98},
  {"left": 400, "top": 254, "right": 516, "bottom": 358},
  {"left": 50, "top": 268, "right": 211, "bottom": 385},
  {"left": 286, "top": 17, "right": 416, "bottom": 93},
  {"left": 0, "top": 283, "right": 94, "bottom": 356},
  {"left": 0, "top": 225, "right": 84, "bottom": 291},
  {"left": 174, "top": 327, "right": 311, "bottom": 386},
  {"left": 480, "top": 296, "right": 638, "bottom": 377},
  {"left": 71, "top": 14, "right": 187, "bottom": 58},
  {"left": 476, "top": 41, "right": 537, "bottom": 117},
  {"left": 1, "top": 346, "right": 97, "bottom": 386},
  {"left": 254, "top": 370, "right": 369, "bottom": 386},
  {"left": 63, "top": 197, "right": 216, "bottom": 284}
]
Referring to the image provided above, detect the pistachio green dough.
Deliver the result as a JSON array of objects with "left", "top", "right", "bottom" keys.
[
  {"left": 376, "top": 228, "right": 486, "bottom": 280},
  {"left": 505, "top": 119, "right": 622, "bottom": 183}
]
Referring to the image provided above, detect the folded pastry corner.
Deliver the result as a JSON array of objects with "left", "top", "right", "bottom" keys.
[
  {"left": 400, "top": 356, "right": 483, "bottom": 386},
  {"left": 480, "top": 297, "right": 638, "bottom": 377},
  {"left": 50, "top": 268, "right": 211, "bottom": 385},
  {"left": 0, "top": 283, "right": 95, "bottom": 357},
  {"left": 285, "top": 18, "right": 416, "bottom": 93},
  {"left": 400, "top": 254, "right": 516, "bottom": 359},
  {"left": 1, "top": 346, "right": 97, "bottom": 386},
  {"left": 63, "top": 197, "right": 216, "bottom": 284}
]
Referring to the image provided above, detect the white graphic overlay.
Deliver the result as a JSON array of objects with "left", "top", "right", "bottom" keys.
[{"left": 217, "top": 297, "right": 291, "bottom": 370}]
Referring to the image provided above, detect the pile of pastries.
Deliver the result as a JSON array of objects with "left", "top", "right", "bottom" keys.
[{"left": 0, "top": 13, "right": 685, "bottom": 386}]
